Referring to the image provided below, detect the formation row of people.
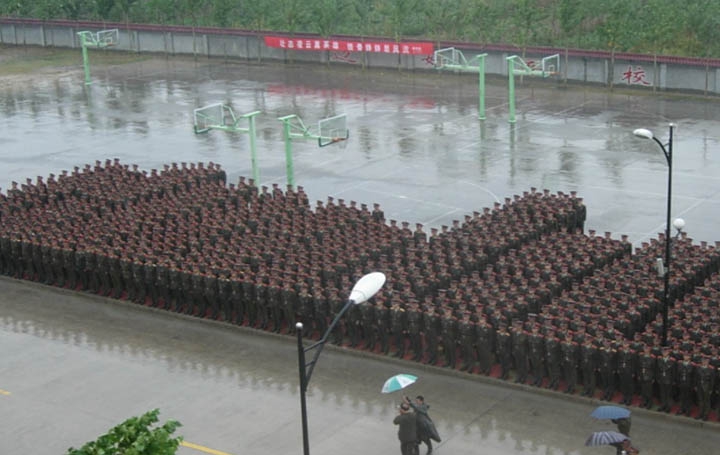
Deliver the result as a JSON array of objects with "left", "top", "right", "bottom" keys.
[{"left": 0, "top": 160, "right": 719, "bottom": 421}]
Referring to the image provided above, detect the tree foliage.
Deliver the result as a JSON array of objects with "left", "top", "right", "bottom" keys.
[
  {"left": 66, "top": 409, "right": 183, "bottom": 455},
  {"left": 1, "top": 0, "right": 719, "bottom": 58}
]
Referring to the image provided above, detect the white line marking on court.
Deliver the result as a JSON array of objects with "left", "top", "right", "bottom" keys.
[{"left": 457, "top": 181, "right": 503, "bottom": 203}]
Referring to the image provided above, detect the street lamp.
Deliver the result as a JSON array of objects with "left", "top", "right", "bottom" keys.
[
  {"left": 296, "top": 272, "right": 386, "bottom": 455},
  {"left": 633, "top": 124, "right": 682, "bottom": 346}
]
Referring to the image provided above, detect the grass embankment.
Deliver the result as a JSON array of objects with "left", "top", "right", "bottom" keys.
[{"left": 0, "top": 45, "right": 149, "bottom": 75}]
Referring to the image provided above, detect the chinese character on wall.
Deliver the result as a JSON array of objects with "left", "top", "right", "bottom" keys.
[{"left": 621, "top": 66, "right": 652, "bottom": 86}]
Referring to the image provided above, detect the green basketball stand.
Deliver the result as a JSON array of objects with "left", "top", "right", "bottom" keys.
[
  {"left": 277, "top": 114, "right": 349, "bottom": 190},
  {"left": 193, "top": 103, "right": 262, "bottom": 185},
  {"left": 433, "top": 48, "right": 488, "bottom": 120},
  {"left": 506, "top": 54, "right": 560, "bottom": 123},
  {"left": 77, "top": 29, "right": 119, "bottom": 85}
]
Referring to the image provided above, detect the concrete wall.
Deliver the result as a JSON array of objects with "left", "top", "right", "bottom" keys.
[{"left": 1, "top": 19, "right": 718, "bottom": 96}]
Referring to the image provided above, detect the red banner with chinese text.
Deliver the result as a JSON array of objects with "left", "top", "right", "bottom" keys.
[{"left": 264, "top": 36, "right": 434, "bottom": 55}]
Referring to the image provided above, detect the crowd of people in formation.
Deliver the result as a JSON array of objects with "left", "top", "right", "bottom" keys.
[{"left": 0, "top": 159, "right": 719, "bottom": 420}]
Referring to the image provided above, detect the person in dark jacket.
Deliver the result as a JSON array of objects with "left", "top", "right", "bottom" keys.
[
  {"left": 405, "top": 395, "right": 440, "bottom": 454},
  {"left": 612, "top": 417, "right": 631, "bottom": 437},
  {"left": 393, "top": 402, "right": 418, "bottom": 455}
]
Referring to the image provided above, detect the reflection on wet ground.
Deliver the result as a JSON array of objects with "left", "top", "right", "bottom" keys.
[
  {"left": 2, "top": 278, "right": 720, "bottom": 455},
  {"left": 1, "top": 55, "right": 720, "bottom": 454},
  {"left": 1, "top": 57, "right": 719, "bottom": 248}
]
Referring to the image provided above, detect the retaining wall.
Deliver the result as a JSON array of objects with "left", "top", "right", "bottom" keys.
[{"left": 1, "top": 18, "right": 719, "bottom": 95}]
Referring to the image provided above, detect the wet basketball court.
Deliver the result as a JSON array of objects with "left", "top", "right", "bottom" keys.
[
  {"left": 2, "top": 51, "right": 720, "bottom": 453},
  {"left": 1, "top": 54, "right": 719, "bottom": 247}
]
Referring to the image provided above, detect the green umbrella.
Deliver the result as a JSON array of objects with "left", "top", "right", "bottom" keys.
[{"left": 381, "top": 374, "right": 417, "bottom": 393}]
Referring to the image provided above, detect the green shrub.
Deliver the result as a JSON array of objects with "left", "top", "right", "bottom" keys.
[{"left": 67, "top": 409, "right": 182, "bottom": 455}]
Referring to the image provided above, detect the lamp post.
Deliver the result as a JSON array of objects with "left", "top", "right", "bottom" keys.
[
  {"left": 633, "top": 124, "right": 682, "bottom": 346},
  {"left": 296, "top": 272, "right": 386, "bottom": 455}
]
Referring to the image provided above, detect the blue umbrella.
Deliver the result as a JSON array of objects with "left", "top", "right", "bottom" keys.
[
  {"left": 381, "top": 374, "right": 417, "bottom": 393},
  {"left": 585, "top": 431, "right": 629, "bottom": 447},
  {"left": 590, "top": 405, "right": 631, "bottom": 420}
]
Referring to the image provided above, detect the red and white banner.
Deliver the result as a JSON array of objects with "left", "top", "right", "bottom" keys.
[{"left": 264, "top": 36, "right": 434, "bottom": 55}]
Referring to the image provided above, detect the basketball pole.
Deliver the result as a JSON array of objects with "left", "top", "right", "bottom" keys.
[
  {"left": 78, "top": 32, "right": 92, "bottom": 85},
  {"left": 507, "top": 55, "right": 517, "bottom": 124},
  {"left": 278, "top": 115, "right": 297, "bottom": 189},
  {"left": 478, "top": 54, "right": 487, "bottom": 120},
  {"left": 247, "top": 113, "right": 260, "bottom": 185}
]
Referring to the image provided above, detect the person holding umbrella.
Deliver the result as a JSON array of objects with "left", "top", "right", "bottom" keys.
[
  {"left": 404, "top": 395, "right": 441, "bottom": 454},
  {"left": 393, "top": 402, "right": 418, "bottom": 455}
]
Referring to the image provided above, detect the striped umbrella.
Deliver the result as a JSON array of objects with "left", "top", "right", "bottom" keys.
[
  {"left": 585, "top": 431, "right": 629, "bottom": 447},
  {"left": 381, "top": 374, "right": 418, "bottom": 393}
]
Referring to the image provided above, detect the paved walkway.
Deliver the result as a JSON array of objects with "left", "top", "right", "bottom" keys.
[{"left": 1, "top": 277, "right": 718, "bottom": 455}]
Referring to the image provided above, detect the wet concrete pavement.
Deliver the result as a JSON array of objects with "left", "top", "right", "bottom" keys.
[
  {"left": 1, "top": 56, "right": 719, "bottom": 246},
  {"left": 1, "top": 53, "right": 720, "bottom": 455},
  {"left": 1, "top": 276, "right": 719, "bottom": 455}
]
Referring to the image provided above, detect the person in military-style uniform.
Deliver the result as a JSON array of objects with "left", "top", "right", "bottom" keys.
[
  {"left": 312, "top": 288, "right": 329, "bottom": 336},
  {"left": 154, "top": 260, "right": 171, "bottom": 309},
  {"left": 144, "top": 259, "right": 160, "bottom": 307},
  {"left": 9, "top": 236, "right": 22, "bottom": 279},
  {"left": 636, "top": 344, "right": 656, "bottom": 409},
  {"left": 167, "top": 266, "right": 184, "bottom": 312},
  {"left": 0, "top": 236, "right": 12, "bottom": 276},
  {"left": 598, "top": 339, "right": 618, "bottom": 401},
  {"left": 695, "top": 356, "right": 716, "bottom": 421},
  {"left": 440, "top": 311, "right": 458, "bottom": 368},
  {"left": 281, "top": 282, "right": 298, "bottom": 334},
  {"left": 254, "top": 275, "right": 270, "bottom": 329},
  {"left": 229, "top": 274, "right": 245, "bottom": 324},
  {"left": 361, "top": 303, "right": 377, "bottom": 351},
  {"left": 475, "top": 318, "right": 495, "bottom": 375},
  {"left": 62, "top": 246, "right": 76, "bottom": 290},
  {"left": 216, "top": 273, "right": 233, "bottom": 321},
  {"left": 391, "top": 304, "right": 409, "bottom": 358},
  {"left": 346, "top": 300, "right": 363, "bottom": 347},
  {"left": 511, "top": 322, "right": 529, "bottom": 384},
  {"left": 51, "top": 245, "right": 66, "bottom": 288},
  {"left": 267, "top": 279, "right": 284, "bottom": 332},
  {"left": 580, "top": 339, "right": 598, "bottom": 397},
  {"left": 132, "top": 257, "right": 146, "bottom": 304},
  {"left": 296, "top": 286, "right": 314, "bottom": 335},
  {"left": 656, "top": 347, "right": 676, "bottom": 412},
  {"left": 527, "top": 324, "right": 545, "bottom": 386},
  {"left": 544, "top": 332, "right": 561, "bottom": 390},
  {"left": 190, "top": 267, "right": 207, "bottom": 316},
  {"left": 560, "top": 332, "right": 579, "bottom": 393},
  {"left": 38, "top": 242, "right": 55, "bottom": 284},
  {"left": 328, "top": 291, "right": 346, "bottom": 345},
  {"left": 376, "top": 302, "right": 392, "bottom": 355},
  {"left": 616, "top": 339, "right": 637, "bottom": 405},
  {"left": 242, "top": 274, "right": 257, "bottom": 326},
  {"left": 26, "top": 238, "right": 39, "bottom": 282},
  {"left": 458, "top": 314, "right": 476, "bottom": 371},
  {"left": 85, "top": 248, "right": 100, "bottom": 294},
  {"left": 676, "top": 352, "right": 694, "bottom": 416},
  {"left": 407, "top": 308, "right": 424, "bottom": 361},
  {"left": 108, "top": 251, "right": 123, "bottom": 299},
  {"left": 95, "top": 251, "right": 111, "bottom": 296},
  {"left": 495, "top": 324, "right": 513, "bottom": 380},
  {"left": 120, "top": 255, "right": 134, "bottom": 301},
  {"left": 422, "top": 308, "right": 440, "bottom": 365}
]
